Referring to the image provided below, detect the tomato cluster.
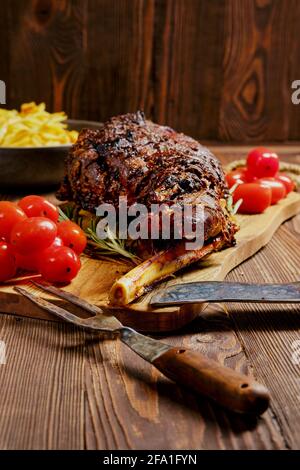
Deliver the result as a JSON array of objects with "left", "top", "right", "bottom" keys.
[
  {"left": 226, "top": 148, "right": 295, "bottom": 214},
  {"left": 0, "top": 196, "right": 87, "bottom": 283}
]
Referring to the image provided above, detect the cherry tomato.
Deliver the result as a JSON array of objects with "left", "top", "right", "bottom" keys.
[
  {"left": 258, "top": 177, "right": 286, "bottom": 205},
  {"left": 226, "top": 167, "right": 257, "bottom": 188},
  {"left": 10, "top": 217, "right": 57, "bottom": 255},
  {"left": 246, "top": 147, "right": 269, "bottom": 173},
  {"left": 243, "top": 168, "right": 258, "bottom": 183},
  {"left": 0, "top": 242, "right": 17, "bottom": 282},
  {"left": 39, "top": 246, "right": 81, "bottom": 283},
  {"left": 15, "top": 252, "right": 39, "bottom": 272},
  {"left": 275, "top": 173, "right": 295, "bottom": 194},
  {"left": 18, "top": 195, "right": 59, "bottom": 223},
  {"left": 255, "top": 152, "right": 279, "bottom": 178},
  {"left": 226, "top": 168, "right": 247, "bottom": 188},
  {"left": 16, "top": 236, "right": 63, "bottom": 272},
  {"left": 44, "top": 236, "right": 63, "bottom": 251},
  {"left": 233, "top": 183, "right": 272, "bottom": 214},
  {"left": 0, "top": 201, "right": 27, "bottom": 242},
  {"left": 57, "top": 221, "right": 87, "bottom": 254},
  {"left": 247, "top": 147, "right": 279, "bottom": 178}
]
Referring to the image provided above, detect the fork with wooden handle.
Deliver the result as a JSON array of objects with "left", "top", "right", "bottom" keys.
[{"left": 15, "top": 282, "right": 270, "bottom": 415}]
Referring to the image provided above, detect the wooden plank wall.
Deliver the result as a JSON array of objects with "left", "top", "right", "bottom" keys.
[{"left": 1, "top": 0, "right": 300, "bottom": 142}]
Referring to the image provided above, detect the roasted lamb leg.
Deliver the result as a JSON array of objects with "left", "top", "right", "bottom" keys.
[{"left": 57, "top": 111, "right": 237, "bottom": 305}]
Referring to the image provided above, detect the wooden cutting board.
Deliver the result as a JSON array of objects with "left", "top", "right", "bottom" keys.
[{"left": 1, "top": 191, "right": 300, "bottom": 332}]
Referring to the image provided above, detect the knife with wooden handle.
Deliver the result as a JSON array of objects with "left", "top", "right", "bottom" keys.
[{"left": 150, "top": 281, "right": 300, "bottom": 307}]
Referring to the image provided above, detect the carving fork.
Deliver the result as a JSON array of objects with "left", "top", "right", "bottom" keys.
[{"left": 14, "top": 282, "right": 270, "bottom": 415}]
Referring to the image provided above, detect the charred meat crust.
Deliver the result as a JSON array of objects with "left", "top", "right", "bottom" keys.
[{"left": 57, "top": 111, "right": 236, "bottom": 246}]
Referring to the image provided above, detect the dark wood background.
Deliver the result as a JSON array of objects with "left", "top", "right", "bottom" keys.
[{"left": 1, "top": 0, "right": 300, "bottom": 142}]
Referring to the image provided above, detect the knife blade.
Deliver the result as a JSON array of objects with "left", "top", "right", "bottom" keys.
[{"left": 150, "top": 281, "right": 300, "bottom": 307}]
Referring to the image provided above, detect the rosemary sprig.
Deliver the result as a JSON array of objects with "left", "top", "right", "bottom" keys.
[
  {"left": 58, "top": 207, "right": 141, "bottom": 264},
  {"left": 85, "top": 220, "right": 141, "bottom": 263},
  {"left": 226, "top": 182, "right": 243, "bottom": 215},
  {"left": 58, "top": 207, "right": 71, "bottom": 222}
]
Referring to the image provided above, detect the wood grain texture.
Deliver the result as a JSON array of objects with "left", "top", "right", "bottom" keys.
[
  {"left": 0, "top": 303, "right": 286, "bottom": 449},
  {"left": 82, "top": 305, "right": 286, "bottom": 450},
  {"left": 227, "top": 216, "right": 300, "bottom": 449},
  {"left": 150, "top": 0, "right": 226, "bottom": 139},
  {"left": 0, "top": 145, "right": 299, "bottom": 449},
  {"left": 0, "top": 315, "right": 85, "bottom": 449},
  {"left": 220, "top": 0, "right": 299, "bottom": 141},
  {"left": 2, "top": 0, "right": 300, "bottom": 141}
]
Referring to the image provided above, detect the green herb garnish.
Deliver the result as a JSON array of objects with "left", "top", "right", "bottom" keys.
[
  {"left": 227, "top": 183, "right": 243, "bottom": 215},
  {"left": 58, "top": 206, "right": 140, "bottom": 264}
]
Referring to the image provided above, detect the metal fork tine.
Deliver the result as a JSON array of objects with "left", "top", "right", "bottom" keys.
[
  {"left": 32, "top": 281, "right": 103, "bottom": 316},
  {"left": 14, "top": 287, "right": 97, "bottom": 331}
]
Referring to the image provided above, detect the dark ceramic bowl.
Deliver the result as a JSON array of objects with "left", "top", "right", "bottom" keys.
[{"left": 0, "top": 119, "right": 103, "bottom": 191}]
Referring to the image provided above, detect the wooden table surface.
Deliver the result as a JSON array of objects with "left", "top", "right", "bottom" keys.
[{"left": 0, "top": 145, "right": 300, "bottom": 450}]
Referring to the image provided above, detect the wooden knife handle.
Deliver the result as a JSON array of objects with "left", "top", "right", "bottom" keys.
[{"left": 152, "top": 347, "right": 270, "bottom": 414}]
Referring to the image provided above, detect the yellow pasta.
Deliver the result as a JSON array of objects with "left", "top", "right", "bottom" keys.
[{"left": 0, "top": 102, "right": 79, "bottom": 147}]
